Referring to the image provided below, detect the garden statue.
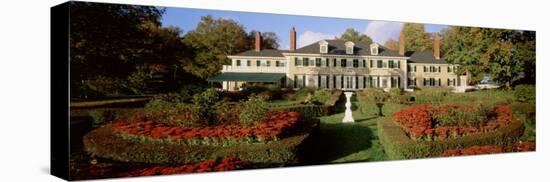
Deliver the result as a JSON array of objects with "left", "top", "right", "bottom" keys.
[{"left": 342, "top": 92, "right": 354, "bottom": 123}]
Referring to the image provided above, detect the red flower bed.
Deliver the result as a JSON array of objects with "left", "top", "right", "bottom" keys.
[
  {"left": 392, "top": 104, "right": 433, "bottom": 139},
  {"left": 112, "top": 111, "right": 303, "bottom": 143},
  {"left": 440, "top": 145, "right": 504, "bottom": 157},
  {"left": 515, "top": 141, "right": 536, "bottom": 152},
  {"left": 118, "top": 157, "right": 242, "bottom": 177},
  {"left": 392, "top": 104, "right": 513, "bottom": 140}
]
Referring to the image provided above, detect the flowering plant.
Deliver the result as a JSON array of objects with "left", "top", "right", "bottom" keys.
[
  {"left": 392, "top": 104, "right": 513, "bottom": 141},
  {"left": 118, "top": 157, "right": 242, "bottom": 177},
  {"left": 112, "top": 111, "right": 303, "bottom": 145}
]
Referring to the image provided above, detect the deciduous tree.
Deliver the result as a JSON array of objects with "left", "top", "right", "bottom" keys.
[
  {"left": 384, "top": 38, "right": 399, "bottom": 50},
  {"left": 402, "top": 23, "right": 432, "bottom": 52},
  {"left": 338, "top": 28, "right": 373, "bottom": 44},
  {"left": 183, "top": 16, "right": 251, "bottom": 79}
]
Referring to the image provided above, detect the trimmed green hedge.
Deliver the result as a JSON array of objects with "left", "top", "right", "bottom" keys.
[
  {"left": 83, "top": 119, "right": 319, "bottom": 165},
  {"left": 378, "top": 117, "right": 524, "bottom": 160},
  {"left": 271, "top": 105, "right": 331, "bottom": 119}
]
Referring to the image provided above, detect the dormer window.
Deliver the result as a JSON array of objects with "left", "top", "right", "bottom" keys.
[
  {"left": 319, "top": 40, "right": 328, "bottom": 53},
  {"left": 370, "top": 43, "right": 379, "bottom": 55},
  {"left": 345, "top": 41, "right": 354, "bottom": 54}
]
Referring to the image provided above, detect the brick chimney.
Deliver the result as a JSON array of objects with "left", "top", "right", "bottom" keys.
[
  {"left": 255, "top": 31, "right": 262, "bottom": 52},
  {"left": 399, "top": 30, "right": 405, "bottom": 56},
  {"left": 290, "top": 26, "right": 296, "bottom": 51},
  {"left": 434, "top": 33, "right": 440, "bottom": 59}
]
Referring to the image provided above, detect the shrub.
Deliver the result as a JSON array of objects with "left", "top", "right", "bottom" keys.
[
  {"left": 361, "top": 88, "right": 388, "bottom": 103},
  {"left": 413, "top": 88, "right": 450, "bottom": 104},
  {"left": 392, "top": 104, "right": 511, "bottom": 141},
  {"left": 87, "top": 110, "right": 117, "bottom": 127},
  {"left": 432, "top": 103, "right": 495, "bottom": 128},
  {"left": 308, "top": 89, "right": 333, "bottom": 105},
  {"left": 192, "top": 88, "right": 221, "bottom": 125},
  {"left": 178, "top": 84, "right": 206, "bottom": 98},
  {"left": 118, "top": 157, "right": 242, "bottom": 177},
  {"left": 440, "top": 145, "right": 504, "bottom": 157},
  {"left": 144, "top": 99, "right": 202, "bottom": 127},
  {"left": 266, "top": 84, "right": 283, "bottom": 100},
  {"left": 514, "top": 84, "right": 535, "bottom": 102},
  {"left": 214, "top": 102, "right": 241, "bottom": 124},
  {"left": 377, "top": 116, "right": 524, "bottom": 160},
  {"left": 83, "top": 119, "right": 320, "bottom": 164},
  {"left": 239, "top": 94, "right": 269, "bottom": 126},
  {"left": 84, "top": 76, "right": 125, "bottom": 97},
  {"left": 241, "top": 85, "right": 268, "bottom": 96},
  {"left": 88, "top": 110, "right": 104, "bottom": 127},
  {"left": 271, "top": 105, "right": 331, "bottom": 119},
  {"left": 113, "top": 111, "right": 302, "bottom": 146}
]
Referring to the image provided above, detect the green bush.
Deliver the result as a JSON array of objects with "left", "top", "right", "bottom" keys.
[
  {"left": 178, "top": 84, "right": 206, "bottom": 98},
  {"left": 514, "top": 84, "right": 535, "bottom": 102},
  {"left": 271, "top": 105, "right": 331, "bottom": 119},
  {"left": 144, "top": 99, "right": 202, "bottom": 127},
  {"left": 432, "top": 103, "right": 496, "bottom": 128},
  {"left": 214, "top": 102, "right": 241, "bottom": 124},
  {"left": 87, "top": 110, "right": 117, "bottom": 127},
  {"left": 239, "top": 94, "right": 269, "bottom": 126},
  {"left": 88, "top": 110, "right": 104, "bottom": 127},
  {"left": 378, "top": 117, "right": 524, "bottom": 160},
  {"left": 360, "top": 88, "right": 388, "bottom": 103},
  {"left": 413, "top": 88, "right": 451, "bottom": 104},
  {"left": 83, "top": 119, "right": 320, "bottom": 165},
  {"left": 192, "top": 88, "right": 221, "bottom": 125},
  {"left": 84, "top": 76, "right": 126, "bottom": 97}
]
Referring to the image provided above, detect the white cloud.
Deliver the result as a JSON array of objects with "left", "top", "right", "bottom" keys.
[
  {"left": 364, "top": 21, "right": 404, "bottom": 44},
  {"left": 297, "top": 31, "right": 336, "bottom": 48}
]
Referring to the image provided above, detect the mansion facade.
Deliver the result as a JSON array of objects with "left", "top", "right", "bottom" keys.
[{"left": 208, "top": 27, "right": 467, "bottom": 91}]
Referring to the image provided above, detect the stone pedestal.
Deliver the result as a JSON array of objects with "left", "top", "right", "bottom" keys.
[{"left": 342, "top": 92, "right": 354, "bottom": 123}]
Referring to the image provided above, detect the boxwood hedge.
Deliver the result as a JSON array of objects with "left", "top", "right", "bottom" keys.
[
  {"left": 378, "top": 117, "right": 524, "bottom": 160},
  {"left": 83, "top": 119, "right": 319, "bottom": 166},
  {"left": 270, "top": 105, "right": 331, "bottom": 119}
]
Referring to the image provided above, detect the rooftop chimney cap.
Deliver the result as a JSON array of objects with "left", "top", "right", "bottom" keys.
[
  {"left": 255, "top": 31, "right": 261, "bottom": 52},
  {"left": 434, "top": 33, "right": 440, "bottom": 59},
  {"left": 290, "top": 26, "right": 296, "bottom": 51},
  {"left": 398, "top": 30, "right": 405, "bottom": 56}
]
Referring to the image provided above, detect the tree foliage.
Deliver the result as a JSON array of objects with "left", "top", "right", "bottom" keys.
[
  {"left": 69, "top": 2, "right": 194, "bottom": 97},
  {"left": 338, "top": 28, "right": 373, "bottom": 44},
  {"left": 402, "top": 23, "right": 432, "bottom": 52},
  {"left": 384, "top": 38, "right": 400, "bottom": 50},
  {"left": 248, "top": 31, "right": 280, "bottom": 49},
  {"left": 481, "top": 41, "right": 521, "bottom": 87},
  {"left": 442, "top": 26, "right": 535, "bottom": 86}
]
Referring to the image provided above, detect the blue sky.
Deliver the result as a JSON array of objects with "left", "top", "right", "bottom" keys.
[{"left": 160, "top": 7, "right": 448, "bottom": 50}]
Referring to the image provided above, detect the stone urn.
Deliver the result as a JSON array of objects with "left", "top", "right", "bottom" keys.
[{"left": 342, "top": 92, "right": 355, "bottom": 123}]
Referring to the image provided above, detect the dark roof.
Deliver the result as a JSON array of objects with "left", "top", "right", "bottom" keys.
[
  {"left": 408, "top": 51, "right": 448, "bottom": 64},
  {"left": 234, "top": 49, "right": 288, "bottom": 57},
  {"left": 207, "top": 72, "right": 285, "bottom": 82},
  {"left": 291, "top": 39, "right": 404, "bottom": 57}
]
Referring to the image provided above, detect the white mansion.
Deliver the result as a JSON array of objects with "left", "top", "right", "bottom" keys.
[{"left": 208, "top": 27, "right": 467, "bottom": 91}]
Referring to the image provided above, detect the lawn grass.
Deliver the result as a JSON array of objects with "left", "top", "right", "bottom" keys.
[{"left": 310, "top": 95, "right": 407, "bottom": 163}]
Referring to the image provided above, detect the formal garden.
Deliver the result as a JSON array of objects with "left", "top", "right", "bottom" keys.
[
  {"left": 68, "top": 83, "right": 536, "bottom": 179},
  {"left": 69, "top": 85, "right": 342, "bottom": 179}
]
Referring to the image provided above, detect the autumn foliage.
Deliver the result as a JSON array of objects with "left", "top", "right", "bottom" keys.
[
  {"left": 440, "top": 145, "right": 504, "bottom": 157},
  {"left": 118, "top": 157, "right": 242, "bottom": 177},
  {"left": 392, "top": 104, "right": 513, "bottom": 140},
  {"left": 112, "top": 111, "right": 303, "bottom": 143}
]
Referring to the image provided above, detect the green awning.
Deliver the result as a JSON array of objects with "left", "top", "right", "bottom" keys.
[{"left": 207, "top": 72, "right": 285, "bottom": 83}]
